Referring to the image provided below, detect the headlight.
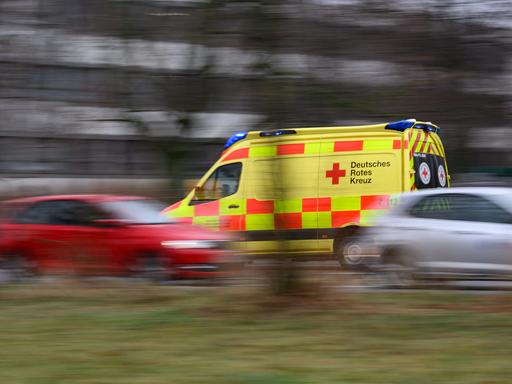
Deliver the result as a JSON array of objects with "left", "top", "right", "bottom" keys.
[{"left": 161, "top": 240, "right": 220, "bottom": 249}]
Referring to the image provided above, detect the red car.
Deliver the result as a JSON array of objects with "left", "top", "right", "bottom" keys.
[{"left": 0, "top": 195, "right": 235, "bottom": 280}]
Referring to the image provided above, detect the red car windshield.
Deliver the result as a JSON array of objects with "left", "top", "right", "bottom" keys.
[{"left": 99, "top": 199, "right": 173, "bottom": 224}]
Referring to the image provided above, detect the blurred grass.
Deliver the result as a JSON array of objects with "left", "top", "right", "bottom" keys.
[{"left": 1, "top": 282, "right": 512, "bottom": 384}]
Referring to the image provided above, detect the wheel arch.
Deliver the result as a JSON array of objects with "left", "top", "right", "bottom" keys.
[{"left": 332, "top": 224, "right": 364, "bottom": 252}]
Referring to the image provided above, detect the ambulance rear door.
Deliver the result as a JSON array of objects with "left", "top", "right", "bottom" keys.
[{"left": 410, "top": 131, "right": 448, "bottom": 189}]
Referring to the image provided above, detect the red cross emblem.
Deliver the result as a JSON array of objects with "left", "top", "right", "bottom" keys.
[
  {"left": 419, "top": 162, "right": 431, "bottom": 185},
  {"left": 326, "top": 163, "right": 346, "bottom": 185},
  {"left": 438, "top": 165, "right": 446, "bottom": 187}
]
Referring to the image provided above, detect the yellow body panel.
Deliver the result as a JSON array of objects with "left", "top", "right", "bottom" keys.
[
  {"left": 245, "top": 240, "right": 321, "bottom": 255},
  {"left": 248, "top": 156, "right": 320, "bottom": 200}
]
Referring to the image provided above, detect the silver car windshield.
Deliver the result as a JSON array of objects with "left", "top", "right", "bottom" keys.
[{"left": 99, "top": 199, "right": 173, "bottom": 224}]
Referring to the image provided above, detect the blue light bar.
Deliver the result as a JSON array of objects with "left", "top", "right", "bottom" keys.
[
  {"left": 414, "top": 124, "right": 441, "bottom": 133},
  {"left": 259, "top": 129, "right": 297, "bottom": 137},
  {"left": 224, "top": 132, "right": 248, "bottom": 149},
  {"left": 385, "top": 119, "right": 416, "bottom": 132}
]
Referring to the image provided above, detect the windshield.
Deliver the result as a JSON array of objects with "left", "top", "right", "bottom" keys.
[{"left": 99, "top": 199, "right": 173, "bottom": 224}]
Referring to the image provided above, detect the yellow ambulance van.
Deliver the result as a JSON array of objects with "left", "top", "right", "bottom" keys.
[{"left": 163, "top": 119, "right": 449, "bottom": 267}]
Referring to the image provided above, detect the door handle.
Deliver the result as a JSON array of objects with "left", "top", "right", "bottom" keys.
[{"left": 228, "top": 204, "right": 240, "bottom": 209}]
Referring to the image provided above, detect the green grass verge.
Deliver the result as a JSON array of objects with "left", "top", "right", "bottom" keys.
[{"left": 1, "top": 282, "right": 512, "bottom": 384}]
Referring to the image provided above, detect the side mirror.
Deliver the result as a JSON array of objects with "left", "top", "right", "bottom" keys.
[{"left": 93, "top": 218, "right": 125, "bottom": 228}]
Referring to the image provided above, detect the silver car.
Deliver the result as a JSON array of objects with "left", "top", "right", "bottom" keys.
[{"left": 365, "top": 187, "right": 512, "bottom": 285}]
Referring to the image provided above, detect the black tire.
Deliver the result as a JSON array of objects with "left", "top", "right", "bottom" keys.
[
  {"left": 131, "top": 253, "right": 170, "bottom": 282},
  {"left": 0, "top": 253, "right": 33, "bottom": 283},
  {"left": 335, "top": 235, "right": 367, "bottom": 270}
]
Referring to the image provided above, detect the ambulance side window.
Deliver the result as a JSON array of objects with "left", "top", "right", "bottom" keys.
[{"left": 192, "top": 162, "right": 242, "bottom": 203}]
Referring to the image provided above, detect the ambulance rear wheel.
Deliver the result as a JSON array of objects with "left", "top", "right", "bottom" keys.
[{"left": 335, "top": 237, "right": 366, "bottom": 270}]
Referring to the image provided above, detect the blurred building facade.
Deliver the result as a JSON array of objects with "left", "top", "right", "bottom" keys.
[{"left": 0, "top": 0, "right": 511, "bottom": 199}]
